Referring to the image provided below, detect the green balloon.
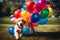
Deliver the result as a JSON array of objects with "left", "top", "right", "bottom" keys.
[{"left": 40, "top": 8, "right": 49, "bottom": 18}]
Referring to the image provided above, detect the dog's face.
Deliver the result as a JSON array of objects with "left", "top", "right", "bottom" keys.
[{"left": 16, "top": 18, "right": 26, "bottom": 26}]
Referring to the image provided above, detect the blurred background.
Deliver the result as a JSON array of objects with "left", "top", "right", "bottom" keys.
[
  {"left": 0, "top": 0, "right": 60, "bottom": 17},
  {"left": 0, "top": 0, "right": 60, "bottom": 40}
]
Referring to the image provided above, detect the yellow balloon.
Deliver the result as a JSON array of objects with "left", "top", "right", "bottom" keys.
[
  {"left": 48, "top": 7, "right": 53, "bottom": 17},
  {"left": 21, "top": 10, "right": 29, "bottom": 21}
]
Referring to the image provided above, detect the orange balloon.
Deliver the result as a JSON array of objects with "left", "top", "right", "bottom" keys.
[
  {"left": 46, "top": 4, "right": 52, "bottom": 8},
  {"left": 26, "top": 15, "right": 31, "bottom": 23},
  {"left": 24, "top": 22, "right": 30, "bottom": 26},
  {"left": 24, "top": 13, "right": 31, "bottom": 26},
  {"left": 21, "top": 10, "right": 29, "bottom": 21}
]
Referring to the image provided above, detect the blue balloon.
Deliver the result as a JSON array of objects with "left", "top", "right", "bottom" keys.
[
  {"left": 38, "top": 18, "right": 48, "bottom": 25},
  {"left": 31, "top": 12, "right": 40, "bottom": 23},
  {"left": 23, "top": 27, "right": 30, "bottom": 35},
  {"left": 8, "top": 26, "right": 14, "bottom": 36},
  {"left": 21, "top": 5, "right": 26, "bottom": 10},
  {"left": 10, "top": 15, "right": 14, "bottom": 19}
]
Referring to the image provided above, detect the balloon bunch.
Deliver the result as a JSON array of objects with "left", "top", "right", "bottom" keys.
[{"left": 8, "top": 0, "right": 53, "bottom": 36}]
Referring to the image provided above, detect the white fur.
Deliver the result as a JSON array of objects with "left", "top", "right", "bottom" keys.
[{"left": 14, "top": 18, "right": 23, "bottom": 40}]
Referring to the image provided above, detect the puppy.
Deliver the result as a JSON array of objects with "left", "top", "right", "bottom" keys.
[{"left": 14, "top": 18, "right": 26, "bottom": 40}]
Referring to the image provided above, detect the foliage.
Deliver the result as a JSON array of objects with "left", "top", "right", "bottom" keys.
[
  {"left": 10, "top": 4, "right": 19, "bottom": 14},
  {"left": 0, "top": 0, "right": 24, "bottom": 17}
]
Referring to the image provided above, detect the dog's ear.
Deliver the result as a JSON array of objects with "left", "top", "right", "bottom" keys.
[{"left": 22, "top": 20, "right": 26, "bottom": 24}]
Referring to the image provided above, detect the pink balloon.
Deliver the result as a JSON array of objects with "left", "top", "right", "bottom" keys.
[
  {"left": 10, "top": 17, "right": 16, "bottom": 23},
  {"left": 33, "top": 9, "right": 39, "bottom": 13},
  {"left": 38, "top": 0, "right": 46, "bottom": 4},
  {"left": 36, "top": 0, "right": 46, "bottom": 12}
]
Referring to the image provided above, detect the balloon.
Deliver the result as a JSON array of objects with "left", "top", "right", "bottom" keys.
[
  {"left": 42, "top": 4, "right": 47, "bottom": 9},
  {"left": 26, "top": 14, "right": 31, "bottom": 22},
  {"left": 33, "top": 9, "right": 39, "bottom": 13},
  {"left": 10, "top": 17, "right": 16, "bottom": 23},
  {"left": 10, "top": 15, "right": 14, "bottom": 19},
  {"left": 25, "top": 19, "right": 31, "bottom": 26},
  {"left": 14, "top": 9, "right": 21, "bottom": 18},
  {"left": 24, "top": 22, "right": 30, "bottom": 26},
  {"left": 21, "top": 5, "right": 26, "bottom": 11},
  {"left": 8, "top": 26, "right": 14, "bottom": 36},
  {"left": 46, "top": 4, "right": 52, "bottom": 8},
  {"left": 24, "top": 14, "right": 31, "bottom": 26},
  {"left": 23, "top": 27, "right": 30, "bottom": 35},
  {"left": 21, "top": 10, "right": 29, "bottom": 21},
  {"left": 42, "top": 3, "right": 52, "bottom": 9},
  {"left": 40, "top": 8, "right": 49, "bottom": 18},
  {"left": 31, "top": 12, "right": 40, "bottom": 23},
  {"left": 48, "top": 7, "right": 53, "bottom": 17},
  {"left": 32, "top": 22, "right": 38, "bottom": 27},
  {"left": 36, "top": 0, "right": 46, "bottom": 12},
  {"left": 38, "top": 18, "right": 48, "bottom": 25},
  {"left": 26, "top": 1, "right": 35, "bottom": 13},
  {"left": 39, "top": 0, "right": 46, "bottom": 4}
]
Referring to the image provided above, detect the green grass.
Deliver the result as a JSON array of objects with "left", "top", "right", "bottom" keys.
[
  {"left": 0, "top": 17, "right": 60, "bottom": 24},
  {"left": 0, "top": 17, "right": 12, "bottom": 24},
  {"left": 47, "top": 18, "right": 60, "bottom": 24},
  {"left": 0, "top": 25, "right": 60, "bottom": 40},
  {"left": 0, "top": 17, "right": 60, "bottom": 40}
]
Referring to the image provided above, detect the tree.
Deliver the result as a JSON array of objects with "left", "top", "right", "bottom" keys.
[
  {"left": 50, "top": 0, "right": 60, "bottom": 17},
  {"left": 50, "top": 0, "right": 60, "bottom": 10}
]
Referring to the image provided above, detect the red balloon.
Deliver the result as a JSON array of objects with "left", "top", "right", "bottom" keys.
[
  {"left": 46, "top": 4, "right": 52, "bottom": 8},
  {"left": 26, "top": 1, "right": 35, "bottom": 13},
  {"left": 43, "top": 4, "right": 47, "bottom": 8},
  {"left": 32, "top": 22, "right": 38, "bottom": 27},
  {"left": 42, "top": 3, "right": 53, "bottom": 10},
  {"left": 14, "top": 9, "right": 21, "bottom": 18}
]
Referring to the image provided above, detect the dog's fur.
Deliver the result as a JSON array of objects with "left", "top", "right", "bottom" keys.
[{"left": 14, "top": 18, "right": 26, "bottom": 40}]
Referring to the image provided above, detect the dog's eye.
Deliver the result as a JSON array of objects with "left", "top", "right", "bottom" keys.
[
  {"left": 22, "top": 20, "right": 26, "bottom": 24},
  {"left": 22, "top": 20, "right": 23, "bottom": 22}
]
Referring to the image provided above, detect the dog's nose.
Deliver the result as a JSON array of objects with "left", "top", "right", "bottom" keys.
[{"left": 20, "top": 23, "right": 23, "bottom": 26}]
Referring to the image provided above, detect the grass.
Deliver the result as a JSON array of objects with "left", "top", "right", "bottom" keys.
[
  {"left": 0, "top": 17, "right": 60, "bottom": 40},
  {"left": 0, "top": 17, "right": 11, "bottom": 24},
  {"left": 0, "top": 17, "right": 60, "bottom": 24},
  {"left": 0, "top": 25, "right": 60, "bottom": 40},
  {"left": 47, "top": 18, "right": 60, "bottom": 24}
]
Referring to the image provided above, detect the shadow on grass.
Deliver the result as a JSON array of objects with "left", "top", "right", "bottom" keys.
[{"left": 23, "top": 32, "right": 60, "bottom": 38}]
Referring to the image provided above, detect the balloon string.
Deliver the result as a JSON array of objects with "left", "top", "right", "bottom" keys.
[{"left": 30, "top": 23, "right": 35, "bottom": 33}]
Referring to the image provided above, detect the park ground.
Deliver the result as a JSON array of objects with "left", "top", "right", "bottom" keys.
[{"left": 0, "top": 17, "right": 60, "bottom": 40}]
